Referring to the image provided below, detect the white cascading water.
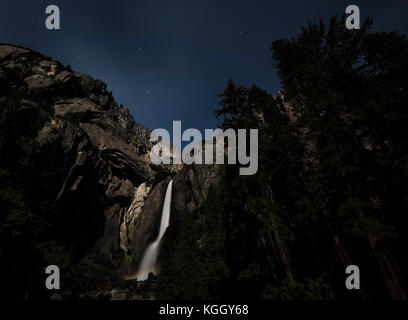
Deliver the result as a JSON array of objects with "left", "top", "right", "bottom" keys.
[{"left": 136, "top": 180, "right": 173, "bottom": 281}]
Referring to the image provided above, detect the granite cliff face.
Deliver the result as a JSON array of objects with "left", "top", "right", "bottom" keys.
[
  {"left": 0, "top": 44, "right": 220, "bottom": 295},
  {"left": 1, "top": 44, "right": 154, "bottom": 259}
]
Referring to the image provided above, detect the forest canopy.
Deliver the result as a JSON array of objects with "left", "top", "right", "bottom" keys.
[{"left": 157, "top": 16, "right": 408, "bottom": 300}]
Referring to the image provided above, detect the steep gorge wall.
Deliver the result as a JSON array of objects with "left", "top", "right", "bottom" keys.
[
  {"left": 0, "top": 44, "right": 224, "bottom": 296},
  {"left": 0, "top": 44, "right": 180, "bottom": 267}
]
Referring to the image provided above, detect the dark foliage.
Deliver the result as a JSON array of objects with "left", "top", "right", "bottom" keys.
[{"left": 157, "top": 17, "right": 408, "bottom": 300}]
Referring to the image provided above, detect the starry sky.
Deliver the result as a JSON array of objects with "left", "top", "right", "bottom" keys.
[{"left": 1, "top": 0, "right": 407, "bottom": 134}]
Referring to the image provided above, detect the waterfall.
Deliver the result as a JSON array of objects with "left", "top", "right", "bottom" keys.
[{"left": 136, "top": 180, "right": 173, "bottom": 281}]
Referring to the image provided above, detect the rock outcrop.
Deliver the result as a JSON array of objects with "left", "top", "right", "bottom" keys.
[
  {"left": 0, "top": 44, "right": 178, "bottom": 265},
  {"left": 0, "top": 44, "right": 221, "bottom": 288}
]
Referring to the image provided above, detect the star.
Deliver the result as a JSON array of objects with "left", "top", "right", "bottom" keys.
[{"left": 146, "top": 90, "right": 150, "bottom": 94}]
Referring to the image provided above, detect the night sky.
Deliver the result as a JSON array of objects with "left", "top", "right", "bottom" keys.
[{"left": 1, "top": 0, "right": 407, "bottom": 134}]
